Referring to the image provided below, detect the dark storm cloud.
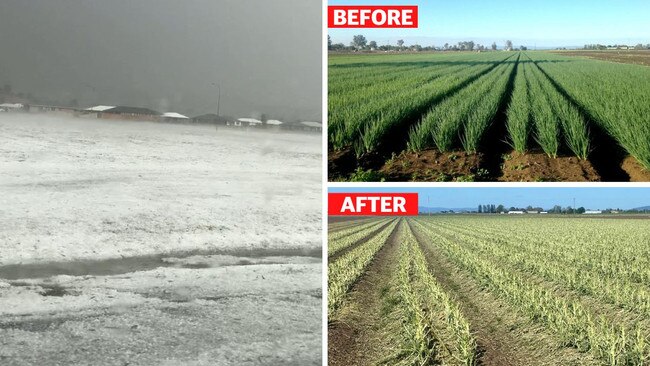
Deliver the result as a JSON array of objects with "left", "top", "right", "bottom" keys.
[{"left": 0, "top": 0, "right": 322, "bottom": 120}]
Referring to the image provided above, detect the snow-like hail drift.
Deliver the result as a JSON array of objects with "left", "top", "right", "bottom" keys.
[{"left": 0, "top": 114, "right": 321, "bottom": 266}]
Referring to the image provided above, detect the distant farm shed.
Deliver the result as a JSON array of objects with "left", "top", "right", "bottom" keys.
[
  {"left": 235, "top": 118, "right": 263, "bottom": 127},
  {"left": 265, "top": 119, "right": 283, "bottom": 130},
  {"left": 98, "top": 106, "right": 161, "bottom": 121},
  {"left": 0, "top": 103, "right": 25, "bottom": 110},
  {"left": 161, "top": 112, "right": 189, "bottom": 122},
  {"left": 85, "top": 105, "right": 115, "bottom": 112},
  {"left": 300, "top": 121, "right": 322, "bottom": 132},
  {"left": 191, "top": 113, "right": 232, "bottom": 125}
]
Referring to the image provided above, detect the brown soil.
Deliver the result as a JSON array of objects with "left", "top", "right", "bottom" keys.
[
  {"left": 328, "top": 148, "right": 357, "bottom": 181},
  {"left": 621, "top": 156, "right": 650, "bottom": 181},
  {"left": 329, "top": 219, "right": 396, "bottom": 262},
  {"left": 500, "top": 151, "right": 600, "bottom": 182},
  {"left": 553, "top": 50, "right": 650, "bottom": 67},
  {"left": 379, "top": 149, "right": 482, "bottom": 181},
  {"left": 408, "top": 220, "right": 599, "bottom": 366},
  {"left": 328, "top": 220, "right": 403, "bottom": 366}
]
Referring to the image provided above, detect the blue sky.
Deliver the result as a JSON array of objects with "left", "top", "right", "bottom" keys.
[
  {"left": 328, "top": 0, "right": 650, "bottom": 48},
  {"left": 328, "top": 187, "right": 650, "bottom": 210}
]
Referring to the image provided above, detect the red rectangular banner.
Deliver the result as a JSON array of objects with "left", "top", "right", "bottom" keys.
[
  {"left": 328, "top": 5, "right": 418, "bottom": 28},
  {"left": 328, "top": 193, "right": 419, "bottom": 216}
]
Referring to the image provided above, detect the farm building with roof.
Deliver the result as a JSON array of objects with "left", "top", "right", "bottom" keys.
[
  {"left": 96, "top": 106, "right": 162, "bottom": 122},
  {"left": 161, "top": 112, "right": 189, "bottom": 122},
  {"left": 191, "top": 114, "right": 233, "bottom": 125}
]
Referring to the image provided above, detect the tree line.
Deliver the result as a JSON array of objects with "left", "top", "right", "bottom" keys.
[
  {"left": 477, "top": 205, "right": 588, "bottom": 214},
  {"left": 328, "top": 35, "right": 521, "bottom": 52},
  {"left": 475, "top": 204, "right": 640, "bottom": 214},
  {"left": 583, "top": 43, "right": 650, "bottom": 50}
]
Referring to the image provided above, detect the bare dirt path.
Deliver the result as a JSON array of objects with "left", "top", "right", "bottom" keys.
[
  {"left": 408, "top": 219, "right": 599, "bottom": 366},
  {"left": 328, "top": 219, "right": 402, "bottom": 366}
]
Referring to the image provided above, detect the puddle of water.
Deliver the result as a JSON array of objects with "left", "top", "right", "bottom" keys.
[
  {"left": 0, "top": 247, "right": 321, "bottom": 280},
  {"left": 40, "top": 286, "right": 69, "bottom": 297},
  {"left": 162, "top": 254, "right": 321, "bottom": 269},
  {"left": 8, "top": 282, "right": 73, "bottom": 297}
]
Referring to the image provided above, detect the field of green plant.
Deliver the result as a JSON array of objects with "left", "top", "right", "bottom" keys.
[
  {"left": 328, "top": 216, "right": 650, "bottom": 366},
  {"left": 328, "top": 51, "right": 650, "bottom": 181}
]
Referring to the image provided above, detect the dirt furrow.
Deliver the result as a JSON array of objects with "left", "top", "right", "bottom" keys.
[
  {"left": 328, "top": 219, "right": 403, "bottom": 366},
  {"left": 477, "top": 54, "right": 519, "bottom": 180},
  {"left": 408, "top": 219, "right": 599, "bottom": 366}
]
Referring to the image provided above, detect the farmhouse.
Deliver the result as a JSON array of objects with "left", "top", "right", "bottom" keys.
[
  {"left": 86, "top": 105, "right": 115, "bottom": 112},
  {"left": 82, "top": 105, "right": 115, "bottom": 118},
  {"left": 266, "top": 119, "right": 284, "bottom": 130},
  {"left": 234, "top": 117, "right": 263, "bottom": 127},
  {"left": 300, "top": 121, "right": 323, "bottom": 132},
  {"left": 584, "top": 210, "right": 603, "bottom": 214},
  {"left": 507, "top": 210, "right": 524, "bottom": 214},
  {"left": 161, "top": 112, "right": 190, "bottom": 122},
  {"left": 97, "top": 106, "right": 162, "bottom": 122},
  {"left": 0, "top": 103, "right": 25, "bottom": 111}
]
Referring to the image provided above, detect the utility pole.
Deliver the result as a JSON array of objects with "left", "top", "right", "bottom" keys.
[
  {"left": 573, "top": 198, "right": 576, "bottom": 210},
  {"left": 211, "top": 82, "right": 221, "bottom": 116}
]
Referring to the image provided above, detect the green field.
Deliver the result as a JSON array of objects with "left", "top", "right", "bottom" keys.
[
  {"left": 328, "top": 51, "right": 650, "bottom": 182},
  {"left": 328, "top": 216, "right": 650, "bottom": 365}
]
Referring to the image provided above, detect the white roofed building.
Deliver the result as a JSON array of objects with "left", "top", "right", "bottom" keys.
[
  {"left": 299, "top": 121, "right": 322, "bottom": 132},
  {"left": 161, "top": 112, "right": 190, "bottom": 122},
  {"left": 234, "top": 118, "right": 263, "bottom": 127},
  {"left": 85, "top": 105, "right": 116, "bottom": 112},
  {"left": 0, "top": 103, "right": 25, "bottom": 110}
]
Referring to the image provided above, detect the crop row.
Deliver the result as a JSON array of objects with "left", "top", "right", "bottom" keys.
[
  {"left": 407, "top": 56, "right": 516, "bottom": 153},
  {"left": 393, "top": 222, "right": 476, "bottom": 365},
  {"left": 328, "top": 217, "right": 374, "bottom": 232},
  {"left": 434, "top": 216, "right": 650, "bottom": 286},
  {"left": 329, "top": 53, "right": 513, "bottom": 154},
  {"left": 327, "top": 219, "right": 399, "bottom": 317},
  {"left": 328, "top": 216, "right": 387, "bottom": 242},
  {"left": 330, "top": 51, "right": 650, "bottom": 175},
  {"left": 329, "top": 63, "right": 460, "bottom": 114},
  {"left": 425, "top": 218, "right": 650, "bottom": 325},
  {"left": 327, "top": 217, "right": 394, "bottom": 257},
  {"left": 411, "top": 218, "right": 648, "bottom": 365},
  {"left": 524, "top": 54, "right": 590, "bottom": 158},
  {"left": 529, "top": 53, "right": 650, "bottom": 169}
]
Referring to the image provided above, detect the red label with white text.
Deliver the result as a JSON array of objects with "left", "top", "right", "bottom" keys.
[
  {"left": 328, "top": 193, "right": 419, "bottom": 216},
  {"left": 328, "top": 5, "right": 418, "bottom": 28}
]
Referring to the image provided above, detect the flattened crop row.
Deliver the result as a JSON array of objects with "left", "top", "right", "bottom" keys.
[
  {"left": 411, "top": 218, "right": 649, "bottom": 365},
  {"left": 328, "top": 217, "right": 394, "bottom": 257},
  {"left": 392, "top": 221, "right": 476, "bottom": 365},
  {"left": 328, "top": 219, "right": 400, "bottom": 317}
]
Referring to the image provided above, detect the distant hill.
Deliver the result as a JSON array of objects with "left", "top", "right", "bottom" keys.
[
  {"left": 418, "top": 206, "right": 475, "bottom": 213},
  {"left": 632, "top": 206, "right": 650, "bottom": 211}
]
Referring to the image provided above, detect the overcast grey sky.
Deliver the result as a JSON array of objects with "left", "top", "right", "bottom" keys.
[{"left": 0, "top": 0, "right": 321, "bottom": 121}]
